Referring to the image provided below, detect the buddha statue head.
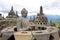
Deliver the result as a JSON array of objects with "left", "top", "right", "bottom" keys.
[{"left": 21, "top": 8, "right": 28, "bottom": 18}]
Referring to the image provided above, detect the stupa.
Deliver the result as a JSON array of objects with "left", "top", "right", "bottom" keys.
[
  {"left": 34, "top": 6, "right": 48, "bottom": 25},
  {"left": 6, "top": 6, "right": 18, "bottom": 18}
]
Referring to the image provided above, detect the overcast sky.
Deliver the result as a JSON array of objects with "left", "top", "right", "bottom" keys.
[{"left": 0, "top": 0, "right": 60, "bottom": 17}]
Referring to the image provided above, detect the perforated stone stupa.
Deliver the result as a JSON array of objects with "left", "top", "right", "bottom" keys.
[{"left": 34, "top": 6, "right": 48, "bottom": 25}]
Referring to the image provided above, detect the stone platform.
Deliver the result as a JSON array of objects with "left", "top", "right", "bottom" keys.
[{"left": 1, "top": 26, "right": 60, "bottom": 40}]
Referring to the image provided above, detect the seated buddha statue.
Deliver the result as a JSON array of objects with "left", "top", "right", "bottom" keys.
[{"left": 17, "top": 8, "right": 30, "bottom": 31}]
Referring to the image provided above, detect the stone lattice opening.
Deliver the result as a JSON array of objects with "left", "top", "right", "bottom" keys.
[{"left": 49, "top": 34, "right": 54, "bottom": 40}]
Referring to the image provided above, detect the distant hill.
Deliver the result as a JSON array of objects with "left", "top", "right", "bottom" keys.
[
  {"left": 45, "top": 15, "right": 60, "bottom": 23},
  {"left": 19, "top": 15, "right": 60, "bottom": 23}
]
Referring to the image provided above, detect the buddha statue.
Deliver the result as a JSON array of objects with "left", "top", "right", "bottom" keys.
[{"left": 17, "top": 8, "right": 30, "bottom": 31}]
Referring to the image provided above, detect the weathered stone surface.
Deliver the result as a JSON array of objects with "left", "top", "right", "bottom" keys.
[{"left": 14, "top": 31, "right": 32, "bottom": 40}]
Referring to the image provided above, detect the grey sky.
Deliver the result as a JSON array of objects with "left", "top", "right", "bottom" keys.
[{"left": 0, "top": 0, "right": 60, "bottom": 17}]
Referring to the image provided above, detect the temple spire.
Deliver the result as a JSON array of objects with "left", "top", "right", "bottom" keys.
[
  {"left": 11, "top": 6, "right": 13, "bottom": 11},
  {"left": 40, "top": 6, "right": 44, "bottom": 15},
  {"left": 16, "top": 11, "right": 18, "bottom": 17}
]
